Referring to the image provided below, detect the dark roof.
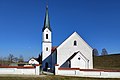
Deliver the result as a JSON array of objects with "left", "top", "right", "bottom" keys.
[
  {"left": 67, "top": 51, "right": 89, "bottom": 61},
  {"left": 67, "top": 51, "right": 79, "bottom": 61},
  {"left": 51, "top": 46, "right": 57, "bottom": 53},
  {"left": 42, "top": 5, "right": 52, "bottom": 32},
  {"left": 33, "top": 58, "right": 38, "bottom": 61},
  {"left": 29, "top": 58, "right": 38, "bottom": 62}
]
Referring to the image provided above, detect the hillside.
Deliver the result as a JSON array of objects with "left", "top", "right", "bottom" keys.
[{"left": 94, "top": 54, "right": 120, "bottom": 70}]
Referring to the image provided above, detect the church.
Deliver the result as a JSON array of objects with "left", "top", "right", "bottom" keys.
[{"left": 42, "top": 6, "right": 93, "bottom": 73}]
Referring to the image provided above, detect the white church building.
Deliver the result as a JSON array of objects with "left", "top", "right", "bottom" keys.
[{"left": 42, "top": 6, "right": 93, "bottom": 73}]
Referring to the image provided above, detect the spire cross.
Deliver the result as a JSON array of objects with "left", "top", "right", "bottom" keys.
[
  {"left": 42, "top": 1, "right": 52, "bottom": 32},
  {"left": 46, "top": 0, "right": 48, "bottom": 8}
]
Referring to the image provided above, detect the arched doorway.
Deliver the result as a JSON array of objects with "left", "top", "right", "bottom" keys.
[{"left": 45, "top": 62, "right": 48, "bottom": 71}]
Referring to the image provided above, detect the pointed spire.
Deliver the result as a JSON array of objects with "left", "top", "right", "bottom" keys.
[{"left": 42, "top": 5, "right": 52, "bottom": 32}]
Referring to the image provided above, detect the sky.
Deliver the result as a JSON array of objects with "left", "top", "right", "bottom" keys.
[{"left": 0, "top": 0, "right": 120, "bottom": 60}]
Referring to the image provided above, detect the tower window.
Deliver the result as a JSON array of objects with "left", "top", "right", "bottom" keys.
[
  {"left": 46, "top": 47, "right": 48, "bottom": 51},
  {"left": 46, "top": 34, "right": 48, "bottom": 39},
  {"left": 74, "top": 40, "right": 77, "bottom": 46}
]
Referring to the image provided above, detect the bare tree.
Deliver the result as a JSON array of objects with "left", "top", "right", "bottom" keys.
[
  {"left": 13, "top": 57, "right": 18, "bottom": 63},
  {"left": 8, "top": 54, "right": 14, "bottom": 63},
  {"left": 18, "top": 55, "right": 24, "bottom": 63},
  {"left": 3, "top": 57, "right": 9, "bottom": 66},
  {"left": 0, "top": 57, "right": 3, "bottom": 66},
  {"left": 101, "top": 48, "right": 108, "bottom": 56}
]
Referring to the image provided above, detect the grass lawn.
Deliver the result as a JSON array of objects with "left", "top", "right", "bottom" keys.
[{"left": 0, "top": 75, "right": 119, "bottom": 80}]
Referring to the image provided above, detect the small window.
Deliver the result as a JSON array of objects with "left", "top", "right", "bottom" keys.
[
  {"left": 78, "top": 57, "right": 80, "bottom": 60},
  {"left": 46, "top": 34, "right": 48, "bottom": 39},
  {"left": 46, "top": 47, "right": 48, "bottom": 51},
  {"left": 74, "top": 40, "right": 77, "bottom": 46}
]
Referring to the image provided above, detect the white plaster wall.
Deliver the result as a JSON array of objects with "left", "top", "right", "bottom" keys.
[
  {"left": 58, "top": 70, "right": 76, "bottom": 75},
  {"left": 56, "top": 70, "right": 82, "bottom": 75},
  {"left": 42, "top": 43, "right": 52, "bottom": 61},
  {"left": 56, "top": 69, "right": 120, "bottom": 78},
  {"left": 0, "top": 68, "right": 36, "bottom": 75},
  {"left": 83, "top": 71, "right": 101, "bottom": 76},
  {"left": 101, "top": 72, "right": 120, "bottom": 77},
  {"left": 42, "top": 28, "right": 51, "bottom": 42},
  {"left": 21, "top": 69, "right": 35, "bottom": 75},
  {"left": 71, "top": 52, "right": 87, "bottom": 69},
  {"left": 0, "top": 68, "right": 15, "bottom": 74},
  {"left": 57, "top": 32, "right": 93, "bottom": 69},
  {"left": 35, "top": 66, "right": 40, "bottom": 75},
  {"left": 42, "top": 28, "right": 52, "bottom": 69}
]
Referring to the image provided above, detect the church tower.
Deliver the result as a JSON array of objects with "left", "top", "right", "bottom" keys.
[{"left": 42, "top": 5, "right": 52, "bottom": 69}]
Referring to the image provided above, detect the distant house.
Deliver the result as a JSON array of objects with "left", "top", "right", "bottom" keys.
[{"left": 29, "top": 58, "right": 39, "bottom": 65}]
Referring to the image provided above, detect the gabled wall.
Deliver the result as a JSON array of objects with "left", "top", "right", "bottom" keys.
[
  {"left": 29, "top": 58, "right": 39, "bottom": 64},
  {"left": 71, "top": 52, "right": 89, "bottom": 69},
  {"left": 57, "top": 32, "right": 93, "bottom": 69}
]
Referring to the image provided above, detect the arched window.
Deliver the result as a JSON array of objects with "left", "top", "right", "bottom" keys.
[
  {"left": 46, "top": 47, "right": 48, "bottom": 51},
  {"left": 74, "top": 40, "right": 77, "bottom": 46},
  {"left": 46, "top": 34, "right": 48, "bottom": 39}
]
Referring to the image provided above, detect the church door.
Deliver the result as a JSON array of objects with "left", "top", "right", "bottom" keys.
[{"left": 45, "top": 62, "right": 48, "bottom": 71}]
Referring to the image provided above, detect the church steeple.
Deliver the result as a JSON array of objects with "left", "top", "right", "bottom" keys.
[
  {"left": 42, "top": 5, "right": 52, "bottom": 32},
  {"left": 42, "top": 4, "right": 52, "bottom": 69}
]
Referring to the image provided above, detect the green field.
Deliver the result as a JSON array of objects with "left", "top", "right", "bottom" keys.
[
  {"left": 94, "top": 54, "right": 120, "bottom": 70},
  {"left": 0, "top": 75, "right": 119, "bottom": 80}
]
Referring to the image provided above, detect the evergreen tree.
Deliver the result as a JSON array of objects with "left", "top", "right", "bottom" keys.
[
  {"left": 93, "top": 48, "right": 99, "bottom": 56},
  {"left": 37, "top": 54, "right": 42, "bottom": 64},
  {"left": 18, "top": 55, "right": 24, "bottom": 63},
  {"left": 8, "top": 54, "right": 14, "bottom": 63}
]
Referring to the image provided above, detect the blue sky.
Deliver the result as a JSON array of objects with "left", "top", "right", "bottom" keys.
[{"left": 0, "top": 0, "right": 120, "bottom": 60}]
